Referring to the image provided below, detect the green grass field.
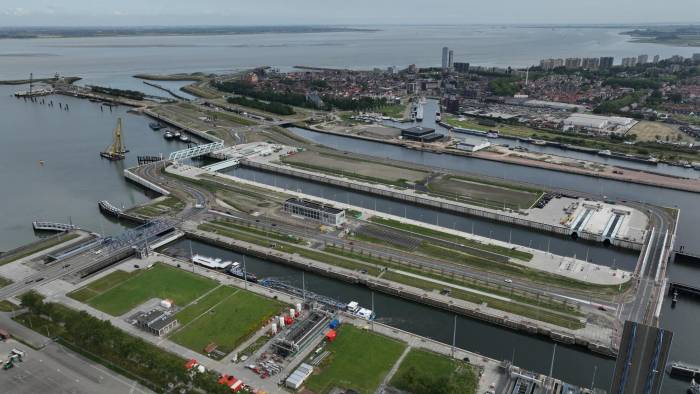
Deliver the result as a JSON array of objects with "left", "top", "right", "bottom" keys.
[
  {"left": 170, "top": 290, "right": 283, "bottom": 355},
  {"left": 86, "top": 264, "right": 218, "bottom": 316},
  {"left": 305, "top": 325, "right": 406, "bottom": 394},
  {"left": 174, "top": 285, "right": 238, "bottom": 325},
  {"left": 390, "top": 349, "right": 478, "bottom": 394},
  {"left": 68, "top": 270, "right": 140, "bottom": 303}
]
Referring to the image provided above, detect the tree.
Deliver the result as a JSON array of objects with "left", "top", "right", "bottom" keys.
[{"left": 20, "top": 291, "right": 43, "bottom": 314}]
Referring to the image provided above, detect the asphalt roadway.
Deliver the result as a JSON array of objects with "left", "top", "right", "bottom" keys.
[{"left": 0, "top": 339, "right": 152, "bottom": 394}]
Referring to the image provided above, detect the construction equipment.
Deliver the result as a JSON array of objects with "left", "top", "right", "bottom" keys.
[{"left": 100, "top": 118, "right": 129, "bottom": 160}]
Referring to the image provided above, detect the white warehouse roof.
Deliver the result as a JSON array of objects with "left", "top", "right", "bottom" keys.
[{"left": 564, "top": 113, "right": 634, "bottom": 130}]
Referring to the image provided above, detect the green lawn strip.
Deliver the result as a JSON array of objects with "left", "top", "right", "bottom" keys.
[
  {"left": 423, "top": 186, "right": 521, "bottom": 211},
  {"left": 279, "top": 158, "right": 415, "bottom": 188},
  {"left": 131, "top": 196, "right": 184, "bottom": 217},
  {"left": 390, "top": 348, "right": 478, "bottom": 394},
  {"left": 420, "top": 243, "right": 628, "bottom": 295},
  {"left": 170, "top": 290, "right": 283, "bottom": 356},
  {"left": 67, "top": 270, "right": 142, "bottom": 303},
  {"left": 382, "top": 272, "right": 584, "bottom": 330},
  {"left": 0, "top": 276, "right": 12, "bottom": 288},
  {"left": 305, "top": 325, "right": 406, "bottom": 394},
  {"left": 368, "top": 217, "right": 533, "bottom": 261},
  {"left": 350, "top": 232, "right": 413, "bottom": 251},
  {"left": 88, "top": 264, "right": 218, "bottom": 316},
  {"left": 174, "top": 285, "right": 238, "bottom": 325},
  {"left": 378, "top": 103, "right": 407, "bottom": 118},
  {"left": 0, "top": 300, "right": 19, "bottom": 312},
  {"left": 208, "top": 220, "right": 304, "bottom": 244},
  {"left": 198, "top": 224, "right": 380, "bottom": 275},
  {"left": 0, "top": 233, "right": 80, "bottom": 266},
  {"left": 323, "top": 246, "right": 580, "bottom": 316}
]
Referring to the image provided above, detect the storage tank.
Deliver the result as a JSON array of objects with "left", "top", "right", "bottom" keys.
[
  {"left": 270, "top": 323, "right": 278, "bottom": 335},
  {"left": 296, "top": 303, "right": 303, "bottom": 313},
  {"left": 279, "top": 316, "right": 285, "bottom": 328},
  {"left": 289, "top": 308, "right": 296, "bottom": 319}
]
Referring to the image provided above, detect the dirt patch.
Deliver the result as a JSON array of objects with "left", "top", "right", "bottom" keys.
[
  {"left": 427, "top": 175, "right": 541, "bottom": 210},
  {"left": 629, "top": 121, "right": 694, "bottom": 143}
]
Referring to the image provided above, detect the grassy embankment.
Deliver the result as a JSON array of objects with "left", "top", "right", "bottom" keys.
[
  {"left": 390, "top": 349, "right": 478, "bottom": 394},
  {"left": 0, "top": 233, "right": 80, "bottom": 266},
  {"left": 197, "top": 220, "right": 586, "bottom": 329},
  {"left": 129, "top": 196, "right": 185, "bottom": 218},
  {"left": 305, "top": 325, "right": 406, "bottom": 394}
]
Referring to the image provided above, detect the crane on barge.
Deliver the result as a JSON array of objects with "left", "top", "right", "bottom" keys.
[{"left": 100, "top": 118, "right": 129, "bottom": 160}]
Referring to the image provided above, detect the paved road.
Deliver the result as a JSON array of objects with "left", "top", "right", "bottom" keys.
[{"left": 0, "top": 339, "right": 152, "bottom": 394}]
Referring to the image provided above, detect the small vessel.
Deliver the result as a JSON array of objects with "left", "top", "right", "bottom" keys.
[
  {"left": 690, "top": 379, "right": 700, "bottom": 394},
  {"left": 14, "top": 73, "right": 54, "bottom": 97},
  {"left": 487, "top": 129, "right": 500, "bottom": 138},
  {"left": 346, "top": 301, "right": 374, "bottom": 320},
  {"left": 415, "top": 105, "right": 424, "bottom": 122},
  {"left": 173, "top": 131, "right": 182, "bottom": 138},
  {"left": 532, "top": 139, "right": 547, "bottom": 146},
  {"left": 227, "top": 263, "right": 258, "bottom": 283},
  {"left": 149, "top": 122, "right": 164, "bottom": 131},
  {"left": 100, "top": 118, "right": 128, "bottom": 160},
  {"left": 672, "top": 290, "right": 679, "bottom": 307},
  {"left": 179, "top": 134, "right": 190, "bottom": 142},
  {"left": 163, "top": 131, "right": 174, "bottom": 139},
  {"left": 435, "top": 110, "right": 442, "bottom": 122},
  {"left": 598, "top": 150, "right": 612, "bottom": 156},
  {"left": 191, "top": 254, "right": 232, "bottom": 270}
]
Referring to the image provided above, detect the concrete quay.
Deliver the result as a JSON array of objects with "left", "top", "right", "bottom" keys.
[
  {"left": 169, "top": 163, "right": 631, "bottom": 286},
  {"left": 182, "top": 224, "right": 618, "bottom": 357},
  {"left": 142, "top": 108, "right": 222, "bottom": 143},
  {"left": 240, "top": 145, "right": 647, "bottom": 251}
]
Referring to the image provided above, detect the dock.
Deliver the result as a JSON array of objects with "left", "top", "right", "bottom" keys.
[{"left": 32, "top": 221, "right": 77, "bottom": 232}]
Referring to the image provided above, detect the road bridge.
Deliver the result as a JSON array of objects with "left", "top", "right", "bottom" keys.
[{"left": 610, "top": 321, "right": 673, "bottom": 394}]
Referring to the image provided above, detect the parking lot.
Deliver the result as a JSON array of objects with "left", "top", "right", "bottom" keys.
[{"left": 0, "top": 339, "right": 152, "bottom": 394}]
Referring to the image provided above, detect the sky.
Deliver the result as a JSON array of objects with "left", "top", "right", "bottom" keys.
[{"left": 0, "top": 0, "right": 698, "bottom": 26}]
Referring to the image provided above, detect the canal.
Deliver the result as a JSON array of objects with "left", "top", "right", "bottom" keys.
[
  {"left": 0, "top": 85, "right": 190, "bottom": 251},
  {"left": 224, "top": 166, "right": 640, "bottom": 270},
  {"left": 287, "top": 126, "right": 698, "bottom": 254},
  {"left": 161, "top": 238, "right": 615, "bottom": 388}
]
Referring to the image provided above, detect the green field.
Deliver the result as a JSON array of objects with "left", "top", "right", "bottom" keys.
[
  {"left": 390, "top": 349, "right": 478, "bottom": 394},
  {"left": 85, "top": 264, "right": 218, "bottom": 316},
  {"left": 68, "top": 270, "right": 140, "bottom": 303},
  {"left": 305, "top": 325, "right": 406, "bottom": 394},
  {"left": 174, "top": 285, "right": 238, "bottom": 325},
  {"left": 170, "top": 290, "right": 283, "bottom": 355}
]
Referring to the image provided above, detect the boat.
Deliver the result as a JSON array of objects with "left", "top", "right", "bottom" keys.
[
  {"left": 670, "top": 361, "right": 700, "bottom": 378},
  {"left": 13, "top": 73, "right": 54, "bottom": 97},
  {"left": 435, "top": 111, "right": 442, "bottom": 122},
  {"left": 415, "top": 105, "right": 424, "bottom": 122},
  {"left": 486, "top": 129, "right": 500, "bottom": 138},
  {"left": 532, "top": 140, "right": 547, "bottom": 146},
  {"left": 149, "top": 122, "right": 164, "bottom": 131},
  {"left": 453, "top": 127, "right": 488, "bottom": 137},
  {"left": 179, "top": 134, "right": 190, "bottom": 142},
  {"left": 173, "top": 131, "right": 182, "bottom": 138},
  {"left": 598, "top": 150, "right": 612, "bottom": 156},
  {"left": 163, "top": 131, "right": 174, "bottom": 139},
  {"left": 689, "top": 379, "right": 700, "bottom": 394},
  {"left": 191, "top": 254, "right": 232, "bottom": 270},
  {"left": 227, "top": 263, "right": 258, "bottom": 283},
  {"left": 346, "top": 301, "right": 374, "bottom": 320},
  {"left": 100, "top": 118, "right": 128, "bottom": 160}
]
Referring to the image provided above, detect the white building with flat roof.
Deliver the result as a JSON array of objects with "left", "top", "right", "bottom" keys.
[{"left": 563, "top": 114, "right": 637, "bottom": 134}]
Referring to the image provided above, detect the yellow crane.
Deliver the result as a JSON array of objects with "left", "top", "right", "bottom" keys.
[{"left": 100, "top": 118, "right": 128, "bottom": 160}]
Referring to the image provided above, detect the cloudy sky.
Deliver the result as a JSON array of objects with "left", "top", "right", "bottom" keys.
[{"left": 0, "top": 0, "right": 697, "bottom": 26}]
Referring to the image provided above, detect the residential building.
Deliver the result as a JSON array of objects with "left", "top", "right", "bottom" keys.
[
  {"left": 442, "top": 47, "right": 449, "bottom": 71},
  {"left": 565, "top": 58, "right": 582, "bottom": 69},
  {"left": 621, "top": 57, "right": 637, "bottom": 67},
  {"left": 581, "top": 58, "right": 600, "bottom": 70},
  {"left": 454, "top": 62, "right": 470, "bottom": 73},
  {"left": 653, "top": 55, "right": 661, "bottom": 64},
  {"left": 283, "top": 198, "right": 346, "bottom": 227},
  {"left": 448, "top": 50, "right": 454, "bottom": 71},
  {"left": 637, "top": 54, "right": 649, "bottom": 64},
  {"left": 599, "top": 57, "right": 614, "bottom": 69},
  {"left": 540, "top": 58, "right": 564, "bottom": 70},
  {"left": 693, "top": 53, "right": 700, "bottom": 62}
]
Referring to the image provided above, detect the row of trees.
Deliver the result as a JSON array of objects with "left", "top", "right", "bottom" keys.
[
  {"left": 19, "top": 293, "right": 234, "bottom": 394},
  {"left": 227, "top": 96, "right": 295, "bottom": 115},
  {"left": 214, "top": 80, "right": 389, "bottom": 112},
  {"left": 90, "top": 86, "right": 145, "bottom": 100}
]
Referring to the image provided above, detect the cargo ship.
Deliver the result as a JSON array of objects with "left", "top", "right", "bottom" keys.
[{"left": 191, "top": 254, "right": 232, "bottom": 270}]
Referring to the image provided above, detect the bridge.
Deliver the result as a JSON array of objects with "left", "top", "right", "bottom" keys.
[
  {"left": 32, "top": 221, "right": 78, "bottom": 232},
  {"left": 168, "top": 141, "right": 224, "bottom": 161},
  {"left": 610, "top": 321, "right": 673, "bottom": 394}
]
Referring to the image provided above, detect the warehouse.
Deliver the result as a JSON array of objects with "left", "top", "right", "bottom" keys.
[
  {"left": 283, "top": 198, "right": 346, "bottom": 227},
  {"left": 134, "top": 309, "right": 178, "bottom": 336},
  {"left": 563, "top": 113, "right": 636, "bottom": 134},
  {"left": 456, "top": 140, "right": 491, "bottom": 152}
]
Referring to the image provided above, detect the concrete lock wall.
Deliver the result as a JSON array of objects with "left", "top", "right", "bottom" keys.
[
  {"left": 185, "top": 231, "right": 615, "bottom": 357},
  {"left": 243, "top": 161, "right": 642, "bottom": 251}
]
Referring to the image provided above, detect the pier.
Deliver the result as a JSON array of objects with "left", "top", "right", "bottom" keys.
[{"left": 32, "top": 221, "right": 78, "bottom": 232}]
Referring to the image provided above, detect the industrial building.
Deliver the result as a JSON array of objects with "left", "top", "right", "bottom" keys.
[
  {"left": 283, "top": 198, "right": 346, "bottom": 227},
  {"left": 400, "top": 126, "right": 442, "bottom": 142},
  {"left": 563, "top": 113, "right": 636, "bottom": 134},
  {"left": 134, "top": 309, "right": 178, "bottom": 336}
]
